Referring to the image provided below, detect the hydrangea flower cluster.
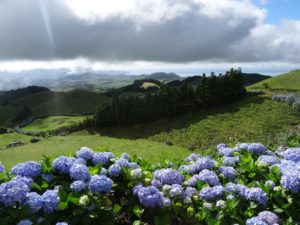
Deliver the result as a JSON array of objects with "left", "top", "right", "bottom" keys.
[
  {"left": 76, "top": 147, "right": 94, "bottom": 161},
  {"left": 10, "top": 161, "right": 41, "bottom": 178},
  {"left": 89, "top": 175, "right": 112, "bottom": 194},
  {"left": 218, "top": 166, "right": 236, "bottom": 179},
  {"left": 69, "top": 163, "right": 90, "bottom": 181},
  {"left": 137, "top": 186, "right": 163, "bottom": 208},
  {"left": 42, "top": 190, "right": 60, "bottom": 213},
  {"left": 153, "top": 168, "right": 184, "bottom": 185}
]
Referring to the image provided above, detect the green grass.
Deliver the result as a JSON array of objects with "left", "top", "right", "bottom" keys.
[
  {"left": 141, "top": 82, "right": 160, "bottom": 89},
  {"left": 250, "top": 69, "right": 300, "bottom": 92},
  {"left": 0, "top": 132, "right": 33, "bottom": 150},
  {"left": 0, "top": 133, "right": 190, "bottom": 169},
  {"left": 22, "top": 116, "right": 89, "bottom": 132},
  {"left": 99, "top": 95, "right": 300, "bottom": 150}
]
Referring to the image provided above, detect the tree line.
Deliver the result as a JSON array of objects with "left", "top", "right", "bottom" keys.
[{"left": 94, "top": 68, "right": 246, "bottom": 127}]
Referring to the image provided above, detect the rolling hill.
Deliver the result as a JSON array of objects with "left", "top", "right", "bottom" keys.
[{"left": 251, "top": 69, "right": 300, "bottom": 91}]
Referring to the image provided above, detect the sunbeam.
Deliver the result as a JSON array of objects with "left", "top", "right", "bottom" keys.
[{"left": 38, "top": 0, "right": 55, "bottom": 51}]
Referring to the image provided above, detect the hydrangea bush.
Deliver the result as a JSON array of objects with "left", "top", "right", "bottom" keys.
[
  {"left": 0, "top": 143, "right": 300, "bottom": 225},
  {"left": 272, "top": 93, "right": 300, "bottom": 112}
]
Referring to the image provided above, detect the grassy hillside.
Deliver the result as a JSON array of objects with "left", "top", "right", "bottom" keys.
[
  {"left": 250, "top": 69, "right": 300, "bottom": 91},
  {"left": 22, "top": 115, "right": 89, "bottom": 132},
  {"left": 0, "top": 133, "right": 190, "bottom": 169},
  {"left": 99, "top": 95, "right": 300, "bottom": 150},
  {"left": 0, "top": 132, "right": 32, "bottom": 150}
]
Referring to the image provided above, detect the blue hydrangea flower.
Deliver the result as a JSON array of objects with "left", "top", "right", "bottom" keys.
[
  {"left": 138, "top": 186, "right": 163, "bottom": 208},
  {"left": 194, "top": 157, "right": 215, "bottom": 172},
  {"left": 280, "top": 148, "right": 300, "bottom": 163},
  {"left": 169, "top": 184, "right": 184, "bottom": 198},
  {"left": 247, "top": 143, "right": 266, "bottom": 155},
  {"left": 76, "top": 147, "right": 94, "bottom": 160},
  {"left": 132, "top": 183, "right": 143, "bottom": 196},
  {"left": 225, "top": 183, "right": 247, "bottom": 197},
  {"left": 17, "top": 220, "right": 33, "bottom": 225},
  {"left": 154, "top": 168, "right": 184, "bottom": 185},
  {"left": 246, "top": 217, "right": 268, "bottom": 225},
  {"left": 42, "top": 190, "right": 59, "bottom": 213},
  {"left": 92, "top": 153, "right": 109, "bottom": 165},
  {"left": 162, "top": 197, "right": 171, "bottom": 207},
  {"left": 69, "top": 164, "right": 90, "bottom": 181},
  {"left": 217, "top": 143, "right": 227, "bottom": 150},
  {"left": 222, "top": 156, "right": 239, "bottom": 166},
  {"left": 100, "top": 168, "right": 108, "bottom": 175},
  {"left": 276, "top": 160, "right": 297, "bottom": 174},
  {"left": 42, "top": 173, "right": 53, "bottom": 183},
  {"left": 74, "top": 158, "right": 86, "bottom": 165},
  {"left": 89, "top": 175, "right": 112, "bottom": 194},
  {"left": 0, "top": 179, "right": 29, "bottom": 207},
  {"left": 219, "top": 166, "right": 236, "bottom": 179},
  {"left": 199, "top": 185, "right": 224, "bottom": 201},
  {"left": 185, "top": 153, "right": 200, "bottom": 162},
  {"left": 245, "top": 188, "right": 267, "bottom": 205},
  {"left": 0, "top": 162, "right": 5, "bottom": 173},
  {"left": 151, "top": 179, "right": 162, "bottom": 188},
  {"left": 266, "top": 150, "right": 276, "bottom": 156},
  {"left": 258, "top": 155, "right": 280, "bottom": 165},
  {"left": 120, "top": 153, "right": 131, "bottom": 160},
  {"left": 26, "top": 192, "right": 43, "bottom": 212},
  {"left": 12, "top": 176, "right": 33, "bottom": 189},
  {"left": 185, "top": 187, "right": 197, "bottom": 198},
  {"left": 199, "top": 169, "right": 220, "bottom": 186},
  {"left": 238, "top": 143, "right": 249, "bottom": 150},
  {"left": 104, "top": 152, "right": 116, "bottom": 160},
  {"left": 186, "top": 174, "right": 201, "bottom": 187},
  {"left": 280, "top": 171, "right": 300, "bottom": 193},
  {"left": 219, "top": 147, "right": 239, "bottom": 157},
  {"left": 56, "top": 222, "right": 68, "bottom": 225},
  {"left": 108, "top": 163, "right": 122, "bottom": 177},
  {"left": 52, "top": 156, "right": 75, "bottom": 174},
  {"left": 10, "top": 161, "right": 41, "bottom": 178},
  {"left": 258, "top": 211, "right": 279, "bottom": 225},
  {"left": 70, "top": 180, "right": 87, "bottom": 192}
]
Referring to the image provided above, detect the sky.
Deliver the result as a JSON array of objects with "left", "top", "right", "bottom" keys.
[{"left": 0, "top": 0, "right": 300, "bottom": 76}]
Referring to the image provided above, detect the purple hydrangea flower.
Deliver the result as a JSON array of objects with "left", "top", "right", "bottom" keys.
[
  {"left": 92, "top": 153, "right": 109, "bottom": 165},
  {"left": 115, "top": 158, "right": 131, "bottom": 168},
  {"left": 245, "top": 188, "right": 267, "bottom": 205},
  {"left": 0, "top": 162, "right": 5, "bottom": 173},
  {"left": 26, "top": 192, "right": 43, "bottom": 212},
  {"left": 76, "top": 147, "right": 94, "bottom": 161},
  {"left": 108, "top": 163, "right": 122, "bottom": 177},
  {"left": 199, "top": 185, "right": 224, "bottom": 201},
  {"left": 258, "top": 211, "right": 279, "bottom": 225},
  {"left": 42, "top": 190, "right": 59, "bottom": 213},
  {"left": 10, "top": 161, "right": 41, "bottom": 178},
  {"left": 69, "top": 164, "right": 90, "bottom": 181},
  {"left": 138, "top": 186, "right": 163, "bottom": 208},
  {"left": 154, "top": 168, "right": 184, "bottom": 185},
  {"left": 258, "top": 156, "right": 280, "bottom": 165},
  {"left": 162, "top": 197, "right": 171, "bottom": 207},
  {"left": 52, "top": 156, "right": 75, "bottom": 174},
  {"left": 56, "top": 223, "right": 68, "bottom": 225},
  {"left": 238, "top": 143, "right": 249, "bottom": 150},
  {"left": 74, "top": 158, "right": 86, "bottom": 165},
  {"left": 100, "top": 168, "right": 108, "bottom": 175},
  {"left": 169, "top": 184, "right": 184, "bottom": 198},
  {"left": 219, "top": 166, "right": 236, "bottom": 179},
  {"left": 247, "top": 143, "right": 266, "bottom": 155},
  {"left": 276, "top": 160, "right": 297, "bottom": 174},
  {"left": 199, "top": 169, "right": 220, "bottom": 186},
  {"left": 280, "top": 148, "right": 300, "bottom": 163},
  {"left": 225, "top": 182, "right": 247, "bottom": 197},
  {"left": 246, "top": 217, "right": 268, "bottom": 225},
  {"left": 70, "top": 180, "right": 87, "bottom": 192},
  {"left": 194, "top": 157, "right": 215, "bottom": 172},
  {"left": 217, "top": 143, "right": 227, "bottom": 149},
  {"left": 104, "top": 152, "right": 116, "bottom": 160},
  {"left": 89, "top": 175, "right": 112, "bottom": 194},
  {"left": 17, "top": 220, "right": 33, "bottom": 225},
  {"left": 0, "top": 179, "right": 29, "bottom": 207},
  {"left": 185, "top": 153, "right": 200, "bottom": 162},
  {"left": 223, "top": 156, "right": 239, "bottom": 166},
  {"left": 280, "top": 171, "right": 300, "bottom": 193}
]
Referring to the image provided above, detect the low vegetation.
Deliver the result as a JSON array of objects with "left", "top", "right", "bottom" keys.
[{"left": 0, "top": 143, "right": 299, "bottom": 224}]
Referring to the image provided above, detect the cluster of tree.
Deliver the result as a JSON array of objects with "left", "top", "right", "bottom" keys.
[{"left": 94, "top": 69, "right": 246, "bottom": 127}]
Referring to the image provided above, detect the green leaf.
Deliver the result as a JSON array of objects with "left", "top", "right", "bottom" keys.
[
  {"left": 113, "top": 204, "right": 121, "bottom": 214},
  {"left": 58, "top": 202, "right": 68, "bottom": 210},
  {"left": 133, "top": 205, "right": 144, "bottom": 218},
  {"left": 154, "top": 214, "right": 170, "bottom": 225}
]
